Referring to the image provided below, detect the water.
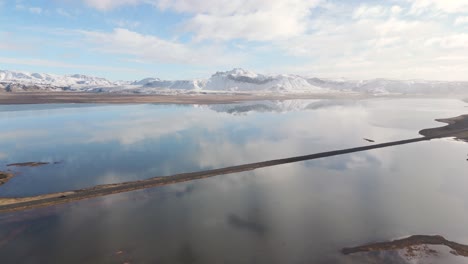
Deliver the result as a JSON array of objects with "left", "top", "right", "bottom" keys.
[{"left": 0, "top": 98, "right": 467, "bottom": 263}]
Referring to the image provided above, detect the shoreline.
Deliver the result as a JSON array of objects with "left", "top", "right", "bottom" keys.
[
  {"left": 0, "top": 92, "right": 463, "bottom": 105},
  {"left": 0, "top": 92, "right": 362, "bottom": 105}
]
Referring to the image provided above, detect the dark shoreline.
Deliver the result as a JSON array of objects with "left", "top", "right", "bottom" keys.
[{"left": 342, "top": 235, "right": 468, "bottom": 257}]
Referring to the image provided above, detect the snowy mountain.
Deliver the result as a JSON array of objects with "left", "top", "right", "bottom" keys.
[
  {"left": 0, "top": 70, "right": 116, "bottom": 87},
  {"left": 1, "top": 69, "right": 467, "bottom": 95},
  {"left": 205, "top": 68, "right": 328, "bottom": 93},
  {"left": 142, "top": 79, "right": 206, "bottom": 90}
]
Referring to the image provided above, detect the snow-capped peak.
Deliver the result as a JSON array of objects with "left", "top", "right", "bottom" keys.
[
  {"left": 132, "top": 77, "right": 162, "bottom": 86},
  {"left": 216, "top": 68, "right": 259, "bottom": 79}
]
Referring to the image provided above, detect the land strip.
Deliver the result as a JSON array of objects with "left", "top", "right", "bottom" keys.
[
  {"left": 0, "top": 92, "right": 364, "bottom": 105},
  {"left": 7, "top": 162, "right": 50, "bottom": 167}
]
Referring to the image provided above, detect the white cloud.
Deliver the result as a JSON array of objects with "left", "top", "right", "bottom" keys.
[
  {"left": 0, "top": 32, "right": 34, "bottom": 51},
  {"left": 409, "top": 0, "right": 468, "bottom": 15},
  {"left": 0, "top": 56, "right": 146, "bottom": 73},
  {"left": 81, "top": 0, "right": 321, "bottom": 41},
  {"left": 15, "top": 4, "right": 43, "bottom": 14},
  {"left": 425, "top": 34, "right": 468, "bottom": 49},
  {"left": 276, "top": 12, "right": 468, "bottom": 80},
  {"left": 83, "top": 0, "right": 141, "bottom": 11},
  {"left": 28, "top": 7, "right": 42, "bottom": 14},
  {"left": 390, "top": 5, "right": 403, "bottom": 15},
  {"left": 454, "top": 16, "right": 468, "bottom": 26},
  {"left": 56, "top": 8, "right": 72, "bottom": 17},
  {"left": 170, "top": 0, "right": 321, "bottom": 41},
  {"left": 353, "top": 5, "right": 387, "bottom": 19},
  {"left": 109, "top": 19, "right": 141, "bottom": 28},
  {"left": 79, "top": 28, "right": 244, "bottom": 65}
]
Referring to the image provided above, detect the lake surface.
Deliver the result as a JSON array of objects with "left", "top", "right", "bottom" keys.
[{"left": 0, "top": 98, "right": 468, "bottom": 263}]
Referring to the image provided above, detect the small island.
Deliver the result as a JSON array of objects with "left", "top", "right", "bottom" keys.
[
  {"left": 0, "top": 171, "right": 14, "bottom": 186},
  {"left": 7, "top": 162, "right": 50, "bottom": 167}
]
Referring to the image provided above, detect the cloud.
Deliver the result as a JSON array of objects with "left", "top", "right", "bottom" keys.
[
  {"left": 167, "top": 0, "right": 321, "bottom": 41},
  {"left": 15, "top": 4, "right": 43, "bottom": 14},
  {"left": 276, "top": 9, "right": 468, "bottom": 81},
  {"left": 425, "top": 34, "right": 468, "bottom": 49},
  {"left": 79, "top": 28, "right": 244, "bottom": 65},
  {"left": 28, "top": 7, "right": 42, "bottom": 14},
  {"left": 454, "top": 16, "right": 468, "bottom": 26},
  {"left": 409, "top": 0, "right": 468, "bottom": 15},
  {"left": 390, "top": 5, "right": 403, "bottom": 15},
  {"left": 0, "top": 56, "right": 146, "bottom": 73},
  {"left": 56, "top": 8, "right": 72, "bottom": 17},
  {"left": 353, "top": 5, "right": 387, "bottom": 19},
  {"left": 109, "top": 19, "right": 141, "bottom": 28},
  {"left": 0, "top": 32, "right": 34, "bottom": 51},
  {"left": 83, "top": 0, "right": 141, "bottom": 11},
  {"left": 81, "top": 0, "right": 321, "bottom": 41}
]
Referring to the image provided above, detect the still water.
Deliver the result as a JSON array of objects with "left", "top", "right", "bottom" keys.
[{"left": 0, "top": 98, "right": 467, "bottom": 263}]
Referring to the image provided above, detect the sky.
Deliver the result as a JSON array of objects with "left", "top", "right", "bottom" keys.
[{"left": 0, "top": 0, "right": 467, "bottom": 81}]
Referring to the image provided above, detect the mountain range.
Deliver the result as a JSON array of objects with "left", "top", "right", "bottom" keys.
[{"left": 1, "top": 68, "right": 467, "bottom": 95}]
